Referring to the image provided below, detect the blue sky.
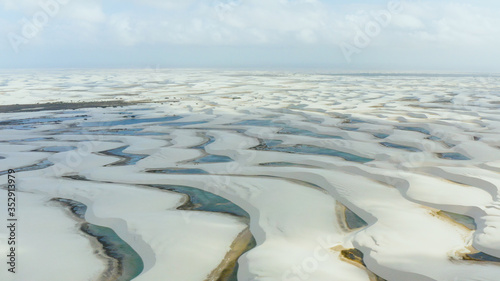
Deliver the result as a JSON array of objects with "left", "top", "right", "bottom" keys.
[{"left": 1, "top": 0, "right": 499, "bottom": 71}]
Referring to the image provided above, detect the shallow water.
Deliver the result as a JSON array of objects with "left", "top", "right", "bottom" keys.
[
  {"left": 8, "top": 137, "right": 54, "bottom": 143},
  {"left": 37, "top": 146, "right": 77, "bottom": 152},
  {"left": 466, "top": 252, "right": 500, "bottom": 263},
  {"left": 0, "top": 116, "right": 86, "bottom": 126},
  {"left": 380, "top": 142, "right": 422, "bottom": 152},
  {"left": 148, "top": 184, "right": 252, "bottom": 280},
  {"left": 258, "top": 144, "right": 373, "bottom": 163},
  {"left": 194, "top": 154, "right": 233, "bottom": 163},
  {"left": 278, "top": 126, "right": 342, "bottom": 139},
  {"left": 259, "top": 162, "right": 317, "bottom": 168},
  {"left": 0, "top": 159, "right": 54, "bottom": 176},
  {"left": 427, "top": 136, "right": 441, "bottom": 141},
  {"left": 55, "top": 198, "right": 144, "bottom": 281},
  {"left": 340, "top": 127, "right": 359, "bottom": 131},
  {"left": 439, "top": 211, "right": 476, "bottom": 230},
  {"left": 191, "top": 135, "right": 216, "bottom": 149},
  {"left": 234, "top": 119, "right": 342, "bottom": 139},
  {"left": 147, "top": 168, "right": 210, "bottom": 175},
  {"left": 2, "top": 72, "right": 500, "bottom": 281},
  {"left": 82, "top": 224, "right": 144, "bottom": 281},
  {"left": 345, "top": 207, "right": 368, "bottom": 230},
  {"left": 0, "top": 124, "right": 37, "bottom": 130},
  {"left": 396, "top": 126, "right": 431, "bottom": 135},
  {"left": 226, "top": 236, "right": 257, "bottom": 281},
  {"left": 57, "top": 128, "right": 166, "bottom": 136},
  {"left": 437, "top": 153, "right": 470, "bottom": 160},
  {"left": 162, "top": 121, "right": 208, "bottom": 127},
  {"left": 101, "top": 146, "right": 149, "bottom": 166},
  {"left": 80, "top": 116, "right": 182, "bottom": 127},
  {"left": 151, "top": 184, "right": 249, "bottom": 218}
]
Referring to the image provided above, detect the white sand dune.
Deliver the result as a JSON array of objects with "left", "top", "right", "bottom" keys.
[{"left": 1, "top": 70, "right": 500, "bottom": 281}]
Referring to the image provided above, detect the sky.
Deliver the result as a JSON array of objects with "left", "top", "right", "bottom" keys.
[{"left": 1, "top": 0, "right": 499, "bottom": 72}]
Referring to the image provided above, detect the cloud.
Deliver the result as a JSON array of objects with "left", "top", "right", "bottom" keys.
[
  {"left": 128, "top": 0, "right": 198, "bottom": 11},
  {"left": 1, "top": 0, "right": 41, "bottom": 11},
  {"left": 1, "top": 0, "right": 500, "bottom": 70},
  {"left": 63, "top": 1, "right": 105, "bottom": 23},
  {"left": 4, "top": 0, "right": 499, "bottom": 47}
]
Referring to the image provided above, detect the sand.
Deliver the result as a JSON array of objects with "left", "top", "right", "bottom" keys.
[{"left": 0, "top": 70, "right": 500, "bottom": 281}]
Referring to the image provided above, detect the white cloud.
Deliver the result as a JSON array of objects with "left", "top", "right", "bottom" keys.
[
  {"left": 128, "top": 0, "right": 198, "bottom": 11},
  {"left": 63, "top": 2, "right": 105, "bottom": 23},
  {"left": 392, "top": 14, "right": 425, "bottom": 30},
  {"left": 1, "top": 0, "right": 41, "bottom": 11},
  {"left": 5, "top": 0, "right": 500, "bottom": 48},
  {"left": 2, "top": 0, "right": 500, "bottom": 70}
]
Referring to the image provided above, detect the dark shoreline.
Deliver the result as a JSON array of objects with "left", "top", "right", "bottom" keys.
[{"left": 0, "top": 100, "right": 149, "bottom": 113}]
